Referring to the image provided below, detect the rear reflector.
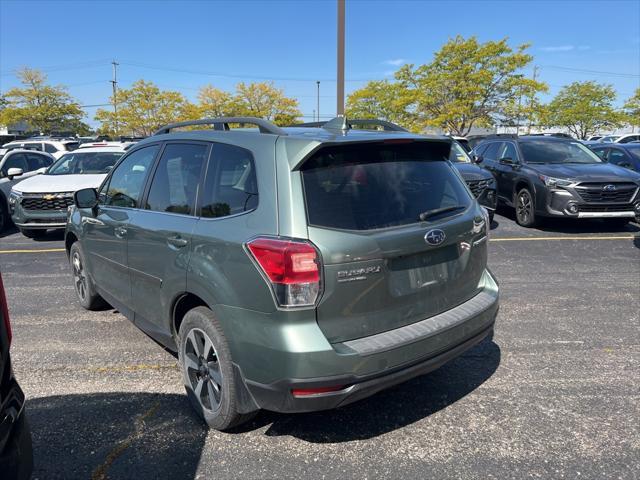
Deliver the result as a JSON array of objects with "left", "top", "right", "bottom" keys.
[
  {"left": 292, "top": 385, "right": 347, "bottom": 397},
  {"left": 247, "top": 237, "right": 321, "bottom": 307}
]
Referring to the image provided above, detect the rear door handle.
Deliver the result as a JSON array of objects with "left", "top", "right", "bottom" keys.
[
  {"left": 114, "top": 226, "right": 127, "bottom": 239},
  {"left": 167, "top": 236, "right": 188, "bottom": 248}
]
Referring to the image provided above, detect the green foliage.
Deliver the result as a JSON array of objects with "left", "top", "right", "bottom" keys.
[
  {"left": 95, "top": 80, "right": 194, "bottom": 136},
  {"left": 230, "top": 82, "right": 301, "bottom": 126},
  {"left": 345, "top": 80, "right": 421, "bottom": 131},
  {"left": 623, "top": 88, "right": 640, "bottom": 125},
  {"left": 0, "top": 68, "right": 88, "bottom": 134},
  {"left": 540, "top": 81, "right": 625, "bottom": 139},
  {"left": 394, "top": 36, "right": 547, "bottom": 135}
]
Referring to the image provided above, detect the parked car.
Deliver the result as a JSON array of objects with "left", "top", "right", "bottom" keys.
[
  {"left": 0, "top": 271, "right": 33, "bottom": 480},
  {"left": 65, "top": 116, "right": 499, "bottom": 431},
  {"left": 449, "top": 140, "right": 497, "bottom": 222},
  {"left": 0, "top": 150, "right": 55, "bottom": 232},
  {"left": 586, "top": 135, "right": 603, "bottom": 141},
  {"left": 614, "top": 133, "right": 640, "bottom": 144},
  {"left": 590, "top": 143, "right": 640, "bottom": 172},
  {"left": 10, "top": 146, "right": 125, "bottom": 238},
  {"left": 0, "top": 138, "right": 79, "bottom": 159},
  {"left": 471, "top": 135, "right": 640, "bottom": 227},
  {"left": 598, "top": 135, "right": 621, "bottom": 143}
]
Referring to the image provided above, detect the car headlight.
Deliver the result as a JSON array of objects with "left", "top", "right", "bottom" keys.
[
  {"left": 8, "top": 190, "right": 21, "bottom": 205},
  {"left": 538, "top": 174, "right": 573, "bottom": 188}
]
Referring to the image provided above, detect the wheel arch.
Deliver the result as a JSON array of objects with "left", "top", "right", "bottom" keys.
[
  {"left": 172, "top": 292, "right": 210, "bottom": 340},
  {"left": 65, "top": 231, "right": 78, "bottom": 257}
]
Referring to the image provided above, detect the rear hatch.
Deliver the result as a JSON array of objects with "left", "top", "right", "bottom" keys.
[{"left": 300, "top": 141, "right": 488, "bottom": 343}]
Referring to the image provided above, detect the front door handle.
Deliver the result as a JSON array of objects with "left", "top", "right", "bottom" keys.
[
  {"left": 114, "top": 226, "right": 127, "bottom": 239},
  {"left": 167, "top": 236, "right": 188, "bottom": 248}
]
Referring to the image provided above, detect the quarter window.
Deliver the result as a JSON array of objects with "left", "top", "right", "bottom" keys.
[
  {"left": 44, "top": 143, "right": 58, "bottom": 154},
  {"left": 201, "top": 144, "right": 258, "bottom": 218},
  {"left": 103, "top": 145, "right": 159, "bottom": 208},
  {"left": 145, "top": 143, "right": 208, "bottom": 215}
]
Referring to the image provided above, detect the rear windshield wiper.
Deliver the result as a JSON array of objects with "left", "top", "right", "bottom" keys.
[{"left": 418, "top": 205, "right": 466, "bottom": 222}]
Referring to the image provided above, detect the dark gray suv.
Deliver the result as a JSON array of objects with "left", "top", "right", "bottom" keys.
[{"left": 65, "top": 117, "right": 499, "bottom": 430}]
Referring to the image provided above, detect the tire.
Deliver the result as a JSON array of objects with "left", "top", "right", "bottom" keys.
[
  {"left": 178, "top": 307, "right": 257, "bottom": 431},
  {"left": 515, "top": 188, "right": 538, "bottom": 227},
  {"left": 20, "top": 228, "right": 47, "bottom": 239},
  {"left": 69, "top": 242, "right": 107, "bottom": 310}
]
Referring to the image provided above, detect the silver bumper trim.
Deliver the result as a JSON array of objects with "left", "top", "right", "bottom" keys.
[{"left": 577, "top": 212, "right": 635, "bottom": 218}]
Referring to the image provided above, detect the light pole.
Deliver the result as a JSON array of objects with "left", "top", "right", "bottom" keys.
[
  {"left": 316, "top": 81, "right": 320, "bottom": 122},
  {"left": 337, "top": 0, "right": 345, "bottom": 116}
]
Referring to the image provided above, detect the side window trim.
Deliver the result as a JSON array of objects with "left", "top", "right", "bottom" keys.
[{"left": 140, "top": 140, "right": 211, "bottom": 217}]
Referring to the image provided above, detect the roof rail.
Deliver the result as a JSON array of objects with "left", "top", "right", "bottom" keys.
[
  {"left": 153, "top": 117, "right": 287, "bottom": 136},
  {"left": 290, "top": 117, "right": 408, "bottom": 132}
]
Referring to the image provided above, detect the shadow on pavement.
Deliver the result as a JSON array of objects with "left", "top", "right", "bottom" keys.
[
  {"left": 249, "top": 337, "right": 501, "bottom": 443},
  {"left": 32, "top": 229, "right": 65, "bottom": 242},
  {"left": 0, "top": 225, "right": 18, "bottom": 239},
  {"left": 495, "top": 205, "right": 640, "bottom": 234},
  {"left": 27, "top": 392, "right": 207, "bottom": 479}
]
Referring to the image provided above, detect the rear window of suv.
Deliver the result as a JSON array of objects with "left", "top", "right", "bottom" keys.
[{"left": 301, "top": 141, "right": 471, "bottom": 231}]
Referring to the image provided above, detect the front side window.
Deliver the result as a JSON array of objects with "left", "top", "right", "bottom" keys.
[
  {"left": 499, "top": 142, "right": 519, "bottom": 162},
  {"left": 482, "top": 142, "right": 501, "bottom": 162},
  {"left": 591, "top": 148, "right": 608, "bottom": 160},
  {"left": 145, "top": 143, "right": 208, "bottom": 215},
  {"left": 2, "top": 153, "right": 28, "bottom": 175},
  {"left": 201, "top": 143, "right": 258, "bottom": 218},
  {"left": 302, "top": 142, "right": 471, "bottom": 231},
  {"left": 25, "top": 153, "right": 52, "bottom": 170},
  {"left": 103, "top": 145, "right": 159, "bottom": 208},
  {"left": 607, "top": 149, "right": 628, "bottom": 165},
  {"left": 520, "top": 140, "right": 603, "bottom": 164}
]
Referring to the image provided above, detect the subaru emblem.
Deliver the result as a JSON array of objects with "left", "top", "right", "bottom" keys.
[
  {"left": 425, "top": 229, "right": 446, "bottom": 246},
  {"left": 603, "top": 184, "right": 616, "bottom": 191}
]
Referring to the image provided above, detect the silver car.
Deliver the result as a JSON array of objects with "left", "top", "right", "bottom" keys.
[{"left": 0, "top": 149, "right": 54, "bottom": 232}]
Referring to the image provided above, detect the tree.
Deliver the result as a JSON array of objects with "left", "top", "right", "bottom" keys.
[
  {"left": 623, "top": 88, "right": 640, "bottom": 126},
  {"left": 393, "top": 36, "right": 547, "bottom": 135},
  {"left": 540, "top": 81, "right": 625, "bottom": 139},
  {"left": 345, "top": 80, "right": 421, "bottom": 131},
  {"left": 0, "top": 68, "right": 87, "bottom": 134},
  {"left": 230, "top": 82, "right": 301, "bottom": 125},
  {"left": 197, "top": 85, "right": 234, "bottom": 118},
  {"left": 95, "top": 80, "right": 193, "bottom": 136}
]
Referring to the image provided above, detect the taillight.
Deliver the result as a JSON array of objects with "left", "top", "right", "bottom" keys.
[
  {"left": 246, "top": 237, "right": 322, "bottom": 308},
  {"left": 0, "top": 272, "right": 11, "bottom": 346}
]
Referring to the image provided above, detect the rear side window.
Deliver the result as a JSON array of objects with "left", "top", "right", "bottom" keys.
[
  {"left": 301, "top": 142, "right": 471, "bottom": 231},
  {"left": 200, "top": 143, "right": 258, "bottom": 218},
  {"left": 145, "top": 143, "right": 208, "bottom": 215},
  {"left": 44, "top": 143, "right": 58, "bottom": 153}
]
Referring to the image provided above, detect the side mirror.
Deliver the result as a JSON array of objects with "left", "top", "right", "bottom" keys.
[
  {"left": 472, "top": 155, "right": 483, "bottom": 164},
  {"left": 499, "top": 157, "right": 516, "bottom": 166},
  {"left": 74, "top": 188, "right": 99, "bottom": 209},
  {"left": 7, "top": 167, "right": 24, "bottom": 179}
]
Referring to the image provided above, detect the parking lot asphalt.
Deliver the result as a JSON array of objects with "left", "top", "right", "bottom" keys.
[{"left": 1, "top": 211, "right": 639, "bottom": 480}]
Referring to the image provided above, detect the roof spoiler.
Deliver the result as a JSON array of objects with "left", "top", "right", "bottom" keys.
[{"left": 153, "top": 117, "right": 287, "bottom": 136}]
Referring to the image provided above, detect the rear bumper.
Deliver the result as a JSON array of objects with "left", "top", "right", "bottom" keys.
[{"left": 227, "top": 269, "right": 499, "bottom": 414}]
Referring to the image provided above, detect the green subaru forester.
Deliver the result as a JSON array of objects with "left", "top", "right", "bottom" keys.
[{"left": 65, "top": 117, "right": 499, "bottom": 430}]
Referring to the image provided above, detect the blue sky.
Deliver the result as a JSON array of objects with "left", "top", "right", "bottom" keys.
[{"left": 1, "top": 0, "right": 639, "bottom": 128}]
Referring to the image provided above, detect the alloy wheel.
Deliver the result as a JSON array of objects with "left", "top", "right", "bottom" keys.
[
  {"left": 517, "top": 191, "right": 532, "bottom": 224},
  {"left": 72, "top": 251, "right": 87, "bottom": 301},
  {"left": 183, "top": 328, "right": 223, "bottom": 413}
]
